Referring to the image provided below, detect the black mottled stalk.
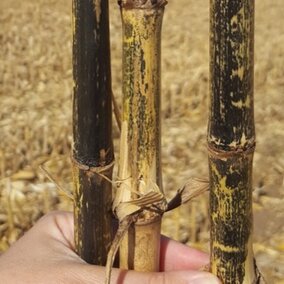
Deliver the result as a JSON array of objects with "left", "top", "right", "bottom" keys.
[
  {"left": 208, "top": 0, "right": 259, "bottom": 283},
  {"left": 72, "top": 0, "right": 114, "bottom": 265}
]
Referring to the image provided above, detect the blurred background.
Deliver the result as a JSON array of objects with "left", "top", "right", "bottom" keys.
[{"left": 0, "top": 0, "right": 283, "bottom": 282}]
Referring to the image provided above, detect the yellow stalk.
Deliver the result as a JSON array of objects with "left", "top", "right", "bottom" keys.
[{"left": 114, "top": 0, "right": 167, "bottom": 272}]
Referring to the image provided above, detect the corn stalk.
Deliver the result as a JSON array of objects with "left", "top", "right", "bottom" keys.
[
  {"left": 72, "top": 0, "right": 114, "bottom": 265},
  {"left": 113, "top": 0, "right": 167, "bottom": 272},
  {"left": 208, "top": 0, "right": 261, "bottom": 283}
]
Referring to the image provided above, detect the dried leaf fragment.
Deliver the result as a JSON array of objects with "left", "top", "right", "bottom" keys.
[{"left": 166, "top": 178, "right": 209, "bottom": 212}]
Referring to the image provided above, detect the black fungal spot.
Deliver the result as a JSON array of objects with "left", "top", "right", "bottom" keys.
[
  {"left": 226, "top": 171, "right": 241, "bottom": 189},
  {"left": 209, "top": 0, "right": 255, "bottom": 150},
  {"left": 124, "top": 23, "right": 133, "bottom": 39}
]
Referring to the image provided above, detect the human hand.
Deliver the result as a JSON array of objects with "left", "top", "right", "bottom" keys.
[{"left": 0, "top": 211, "right": 220, "bottom": 283}]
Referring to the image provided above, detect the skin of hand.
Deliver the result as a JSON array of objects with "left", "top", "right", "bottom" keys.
[{"left": 0, "top": 211, "right": 220, "bottom": 284}]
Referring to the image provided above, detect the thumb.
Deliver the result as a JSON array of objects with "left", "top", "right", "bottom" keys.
[
  {"left": 113, "top": 270, "right": 221, "bottom": 284},
  {"left": 72, "top": 264, "right": 220, "bottom": 284}
]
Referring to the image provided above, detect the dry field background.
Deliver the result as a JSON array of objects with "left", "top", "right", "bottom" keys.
[{"left": 0, "top": 0, "right": 283, "bottom": 282}]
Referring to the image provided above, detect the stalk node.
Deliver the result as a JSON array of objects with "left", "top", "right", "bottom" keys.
[
  {"left": 118, "top": 0, "right": 167, "bottom": 10},
  {"left": 72, "top": 155, "right": 115, "bottom": 178},
  {"left": 208, "top": 143, "right": 256, "bottom": 158}
]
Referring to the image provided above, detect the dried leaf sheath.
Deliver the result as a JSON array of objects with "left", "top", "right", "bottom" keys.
[
  {"left": 72, "top": 0, "right": 114, "bottom": 265},
  {"left": 114, "top": 0, "right": 166, "bottom": 272},
  {"left": 208, "top": 0, "right": 258, "bottom": 283}
]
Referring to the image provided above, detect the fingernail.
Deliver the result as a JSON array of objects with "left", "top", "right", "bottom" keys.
[{"left": 190, "top": 274, "right": 220, "bottom": 284}]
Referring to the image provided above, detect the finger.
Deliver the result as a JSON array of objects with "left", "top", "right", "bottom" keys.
[
  {"left": 68, "top": 263, "right": 220, "bottom": 284},
  {"left": 160, "top": 236, "right": 209, "bottom": 271},
  {"left": 0, "top": 211, "right": 78, "bottom": 263},
  {"left": 33, "top": 211, "right": 75, "bottom": 249},
  {"left": 33, "top": 211, "right": 210, "bottom": 271}
]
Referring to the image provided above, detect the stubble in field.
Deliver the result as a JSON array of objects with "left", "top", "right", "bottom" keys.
[{"left": 0, "top": 0, "right": 283, "bottom": 282}]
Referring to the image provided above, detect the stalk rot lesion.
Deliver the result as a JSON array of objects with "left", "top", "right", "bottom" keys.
[
  {"left": 113, "top": 1, "right": 166, "bottom": 273},
  {"left": 72, "top": 0, "right": 114, "bottom": 265},
  {"left": 208, "top": 0, "right": 264, "bottom": 283}
]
